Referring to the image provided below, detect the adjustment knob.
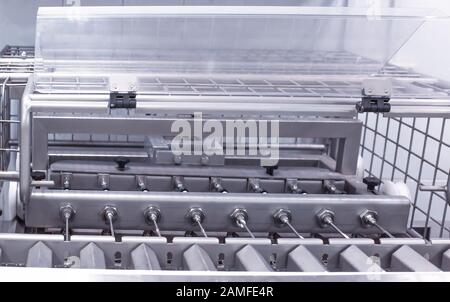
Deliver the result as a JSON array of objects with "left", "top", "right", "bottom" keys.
[
  {"left": 31, "top": 171, "right": 46, "bottom": 181},
  {"left": 115, "top": 157, "right": 130, "bottom": 171},
  {"left": 363, "top": 176, "right": 382, "bottom": 191}
]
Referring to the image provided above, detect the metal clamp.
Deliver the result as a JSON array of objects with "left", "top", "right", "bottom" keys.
[
  {"left": 356, "top": 78, "right": 392, "bottom": 113},
  {"left": 109, "top": 91, "right": 137, "bottom": 109}
]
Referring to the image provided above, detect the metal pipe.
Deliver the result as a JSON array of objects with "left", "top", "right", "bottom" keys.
[
  {"left": 19, "top": 75, "right": 33, "bottom": 204},
  {"left": 0, "top": 120, "right": 19, "bottom": 124},
  {"left": 326, "top": 219, "right": 350, "bottom": 239},
  {"left": 0, "top": 171, "right": 19, "bottom": 181}
]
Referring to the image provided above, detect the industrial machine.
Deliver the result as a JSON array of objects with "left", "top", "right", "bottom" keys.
[{"left": 0, "top": 5, "right": 449, "bottom": 281}]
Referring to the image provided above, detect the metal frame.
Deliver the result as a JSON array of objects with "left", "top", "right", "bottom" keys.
[{"left": 361, "top": 113, "right": 450, "bottom": 238}]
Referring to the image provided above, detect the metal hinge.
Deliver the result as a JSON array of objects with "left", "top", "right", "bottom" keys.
[
  {"left": 109, "top": 91, "right": 137, "bottom": 109},
  {"left": 356, "top": 78, "right": 392, "bottom": 113}
]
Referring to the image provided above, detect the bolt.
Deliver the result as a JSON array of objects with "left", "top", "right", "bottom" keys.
[
  {"left": 60, "top": 204, "right": 75, "bottom": 221},
  {"left": 188, "top": 208, "right": 206, "bottom": 225},
  {"left": 360, "top": 209, "right": 378, "bottom": 227},
  {"left": 316, "top": 209, "right": 335, "bottom": 228},
  {"left": 144, "top": 206, "right": 161, "bottom": 224},
  {"left": 230, "top": 208, "right": 249, "bottom": 228},
  {"left": 102, "top": 206, "right": 118, "bottom": 223},
  {"left": 273, "top": 209, "right": 292, "bottom": 226}
]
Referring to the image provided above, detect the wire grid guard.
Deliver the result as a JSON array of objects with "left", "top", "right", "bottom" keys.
[{"left": 361, "top": 113, "right": 450, "bottom": 238}]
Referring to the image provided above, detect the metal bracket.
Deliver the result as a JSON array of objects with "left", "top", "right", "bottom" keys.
[
  {"left": 420, "top": 170, "right": 450, "bottom": 205},
  {"left": 356, "top": 78, "right": 392, "bottom": 113}
]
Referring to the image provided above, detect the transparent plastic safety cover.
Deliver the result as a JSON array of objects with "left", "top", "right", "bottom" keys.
[{"left": 34, "top": 6, "right": 446, "bottom": 93}]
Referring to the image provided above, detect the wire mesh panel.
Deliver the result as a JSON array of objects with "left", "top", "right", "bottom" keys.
[{"left": 361, "top": 113, "right": 450, "bottom": 238}]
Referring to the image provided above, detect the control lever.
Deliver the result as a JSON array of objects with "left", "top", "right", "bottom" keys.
[
  {"left": 102, "top": 206, "right": 118, "bottom": 238},
  {"left": 273, "top": 209, "right": 304, "bottom": 239},
  {"left": 316, "top": 209, "right": 349, "bottom": 239},
  {"left": 144, "top": 206, "right": 161, "bottom": 237},
  {"left": 230, "top": 208, "right": 255, "bottom": 238},
  {"left": 360, "top": 209, "right": 394, "bottom": 238},
  {"left": 188, "top": 208, "right": 207, "bottom": 237},
  {"left": 60, "top": 204, "right": 75, "bottom": 242}
]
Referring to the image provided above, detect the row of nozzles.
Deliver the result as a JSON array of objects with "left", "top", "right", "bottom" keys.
[
  {"left": 58, "top": 204, "right": 393, "bottom": 242},
  {"left": 91, "top": 175, "right": 345, "bottom": 194}
]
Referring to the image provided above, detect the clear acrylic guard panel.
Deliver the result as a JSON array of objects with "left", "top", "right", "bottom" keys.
[{"left": 33, "top": 6, "right": 447, "bottom": 95}]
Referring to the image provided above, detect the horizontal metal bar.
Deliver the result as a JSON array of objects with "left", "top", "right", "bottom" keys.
[
  {"left": 0, "top": 171, "right": 19, "bottom": 181},
  {"left": 28, "top": 190, "right": 410, "bottom": 234},
  {"left": 0, "top": 119, "right": 20, "bottom": 124}
]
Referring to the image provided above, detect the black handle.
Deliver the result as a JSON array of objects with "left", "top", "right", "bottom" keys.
[
  {"left": 363, "top": 176, "right": 382, "bottom": 191},
  {"left": 115, "top": 157, "right": 130, "bottom": 171}
]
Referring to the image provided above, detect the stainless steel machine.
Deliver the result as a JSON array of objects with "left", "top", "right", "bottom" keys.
[{"left": 0, "top": 5, "right": 449, "bottom": 281}]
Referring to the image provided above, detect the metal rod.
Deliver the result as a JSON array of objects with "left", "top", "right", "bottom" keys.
[
  {"left": 196, "top": 219, "right": 208, "bottom": 238},
  {"left": 239, "top": 219, "right": 255, "bottom": 239},
  {"left": 327, "top": 220, "right": 350, "bottom": 239},
  {"left": 152, "top": 218, "right": 161, "bottom": 237},
  {"left": 0, "top": 171, "right": 19, "bottom": 181},
  {"left": 19, "top": 75, "right": 33, "bottom": 204},
  {"left": 373, "top": 222, "right": 395, "bottom": 238},
  {"left": 65, "top": 215, "right": 70, "bottom": 242},
  {"left": 0, "top": 119, "right": 19, "bottom": 124},
  {"left": 285, "top": 220, "right": 304, "bottom": 239},
  {"left": 107, "top": 213, "right": 115, "bottom": 238},
  {"left": 0, "top": 148, "right": 19, "bottom": 152},
  {"left": 192, "top": 212, "right": 208, "bottom": 238},
  {"left": 31, "top": 180, "right": 55, "bottom": 187},
  {"left": 60, "top": 204, "right": 74, "bottom": 242}
]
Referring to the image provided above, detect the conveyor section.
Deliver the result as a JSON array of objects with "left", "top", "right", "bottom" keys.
[
  {"left": 235, "top": 245, "right": 273, "bottom": 272},
  {"left": 183, "top": 244, "right": 217, "bottom": 271},
  {"left": 131, "top": 244, "right": 161, "bottom": 270},
  {"left": 26, "top": 242, "right": 53, "bottom": 268},
  {"left": 340, "top": 245, "right": 383, "bottom": 273},
  {"left": 390, "top": 246, "right": 441, "bottom": 272},
  {"left": 80, "top": 243, "right": 106, "bottom": 269},
  {"left": 441, "top": 249, "right": 450, "bottom": 272},
  {"left": 287, "top": 246, "right": 326, "bottom": 272}
]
